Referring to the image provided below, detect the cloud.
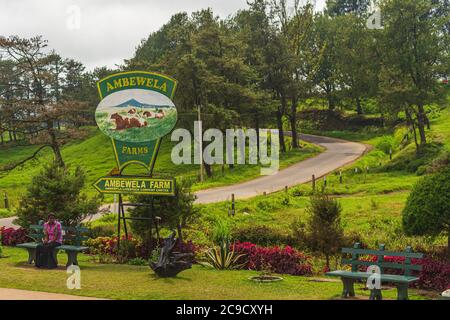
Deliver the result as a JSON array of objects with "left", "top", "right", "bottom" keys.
[{"left": 0, "top": 0, "right": 326, "bottom": 71}]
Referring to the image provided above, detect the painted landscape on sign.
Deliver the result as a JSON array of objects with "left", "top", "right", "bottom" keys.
[{"left": 95, "top": 89, "right": 177, "bottom": 142}]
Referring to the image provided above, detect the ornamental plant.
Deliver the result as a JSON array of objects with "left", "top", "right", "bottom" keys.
[
  {"left": 15, "top": 163, "right": 102, "bottom": 228},
  {"left": 402, "top": 166, "right": 450, "bottom": 256},
  {"left": 0, "top": 227, "right": 28, "bottom": 246},
  {"left": 367, "top": 255, "right": 450, "bottom": 291},
  {"left": 233, "top": 242, "right": 312, "bottom": 276}
]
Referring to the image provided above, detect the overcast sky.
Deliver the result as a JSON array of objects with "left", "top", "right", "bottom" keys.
[{"left": 0, "top": 0, "right": 326, "bottom": 71}]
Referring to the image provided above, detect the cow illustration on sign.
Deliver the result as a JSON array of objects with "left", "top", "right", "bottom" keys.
[{"left": 95, "top": 89, "right": 177, "bottom": 143}]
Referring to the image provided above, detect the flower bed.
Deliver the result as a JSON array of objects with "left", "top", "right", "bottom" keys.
[
  {"left": 0, "top": 227, "right": 29, "bottom": 246},
  {"left": 367, "top": 255, "right": 450, "bottom": 291},
  {"left": 85, "top": 235, "right": 198, "bottom": 263},
  {"left": 233, "top": 241, "right": 312, "bottom": 276}
]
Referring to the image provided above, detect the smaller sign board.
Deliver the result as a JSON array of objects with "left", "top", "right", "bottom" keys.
[{"left": 93, "top": 176, "right": 175, "bottom": 196}]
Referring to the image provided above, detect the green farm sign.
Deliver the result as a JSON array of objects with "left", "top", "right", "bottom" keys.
[
  {"left": 93, "top": 176, "right": 175, "bottom": 195},
  {"left": 95, "top": 71, "right": 178, "bottom": 172}
]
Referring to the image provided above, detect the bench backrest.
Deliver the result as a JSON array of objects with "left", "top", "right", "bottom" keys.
[
  {"left": 341, "top": 243, "right": 424, "bottom": 276},
  {"left": 28, "top": 221, "right": 89, "bottom": 246}
]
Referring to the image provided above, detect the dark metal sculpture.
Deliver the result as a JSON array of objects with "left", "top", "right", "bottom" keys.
[{"left": 150, "top": 230, "right": 193, "bottom": 277}]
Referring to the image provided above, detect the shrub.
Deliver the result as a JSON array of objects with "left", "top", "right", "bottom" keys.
[
  {"left": 376, "top": 136, "right": 396, "bottom": 155},
  {"left": 232, "top": 225, "right": 291, "bottom": 246},
  {"left": 85, "top": 235, "right": 198, "bottom": 263},
  {"left": 211, "top": 220, "right": 232, "bottom": 245},
  {"left": 233, "top": 242, "right": 312, "bottom": 276},
  {"left": 15, "top": 163, "right": 102, "bottom": 228},
  {"left": 87, "top": 223, "right": 116, "bottom": 239},
  {"left": 384, "top": 142, "right": 443, "bottom": 174},
  {"left": 200, "top": 242, "right": 246, "bottom": 270},
  {"left": 128, "top": 257, "right": 148, "bottom": 266},
  {"left": 367, "top": 255, "right": 450, "bottom": 291},
  {"left": 129, "top": 178, "right": 197, "bottom": 244},
  {"left": 403, "top": 165, "right": 450, "bottom": 255},
  {"left": 303, "top": 193, "right": 344, "bottom": 269},
  {"left": 0, "top": 227, "right": 29, "bottom": 246}
]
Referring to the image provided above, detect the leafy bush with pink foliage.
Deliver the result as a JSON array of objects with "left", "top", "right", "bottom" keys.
[
  {"left": 233, "top": 241, "right": 312, "bottom": 276},
  {"left": 368, "top": 255, "right": 450, "bottom": 291},
  {"left": 0, "top": 227, "right": 29, "bottom": 246}
]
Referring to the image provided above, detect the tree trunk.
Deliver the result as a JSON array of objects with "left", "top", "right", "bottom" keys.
[
  {"left": 255, "top": 111, "right": 260, "bottom": 161},
  {"left": 416, "top": 104, "right": 427, "bottom": 147},
  {"left": 204, "top": 162, "right": 212, "bottom": 178},
  {"left": 276, "top": 110, "right": 286, "bottom": 153},
  {"left": 0, "top": 132, "right": 3, "bottom": 144},
  {"left": 290, "top": 98, "right": 299, "bottom": 149},
  {"left": 277, "top": 95, "right": 287, "bottom": 153},
  {"left": 356, "top": 97, "right": 363, "bottom": 115},
  {"left": 47, "top": 121, "right": 65, "bottom": 167},
  {"left": 406, "top": 109, "right": 419, "bottom": 153},
  {"left": 177, "top": 223, "right": 183, "bottom": 243}
]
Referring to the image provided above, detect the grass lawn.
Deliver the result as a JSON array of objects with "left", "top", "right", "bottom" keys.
[
  {"left": 0, "top": 127, "right": 322, "bottom": 212},
  {"left": 0, "top": 247, "right": 435, "bottom": 300},
  {"left": 190, "top": 107, "right": 450, "bottom": 250}
]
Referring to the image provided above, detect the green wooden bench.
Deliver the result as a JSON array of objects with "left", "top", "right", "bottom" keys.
[
  {"left": 17, "top": 221, "right": 89, "bottom": 267},
  {"left": 326, "top": 243, "right": 423, "bottom": 300}
]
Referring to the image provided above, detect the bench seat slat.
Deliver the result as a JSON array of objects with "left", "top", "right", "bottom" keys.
[
  {"left": 326, "top": 271, "right": 419, "bottom": 283},
  {"left": 16, "top": 242, "right": 40, "bottom": 249},
  {"left": 342, "top": 248, "right": 423, "bottom": 259},
  {"left": 58, "top": 245, "right": 89, "bottom": 252},
  {"left": 341, "top": 259, "right": 423, "bottom": 271}
]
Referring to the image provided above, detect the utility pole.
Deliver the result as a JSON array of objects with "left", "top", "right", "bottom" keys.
[{"left": 197, "top": 105, "right": 204, "bottom": 182}]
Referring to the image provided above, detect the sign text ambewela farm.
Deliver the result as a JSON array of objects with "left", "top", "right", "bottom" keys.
[{"left": 93, "top": 177, "right": 175, "bottom": 195}]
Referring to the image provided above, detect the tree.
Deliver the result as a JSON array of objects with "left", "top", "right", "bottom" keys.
[
  {"left": 334, "top": 14, "right": 379, "bottom": 114},
  {"left": 129, "top": 178, "right": 198, "bottom": 246},
  {"left": 309, "top": 14, "right": 341, "bottom": 110},
  {"left": 0, "top": 36, "right": 91, "bottom": 170},
  {"left": 271, "top": 0, "right": 316, "bottom": 149},
  {"left": 402, "top": 166, "right": 450, "bottom": 256},
  {"left": 326, "top": 0, "right": 371, "bottom": 16},
  {"left": 303, "top": 192, "right": 344, "bottom": 269},
  {"left": 15, "top": 162, "right": 102, "bottom": 228},
  {"left": 379, "top": 0, "right": 449, "bottom": 150}
]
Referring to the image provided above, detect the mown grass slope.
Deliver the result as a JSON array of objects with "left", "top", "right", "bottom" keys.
[{"left": 0, "top": 127, "right": 321, "bottom": 210}]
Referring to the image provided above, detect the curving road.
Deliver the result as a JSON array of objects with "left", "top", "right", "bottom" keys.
[
  {"left": 194, "top": 133, "right": 367, "bottom": 204},
  {"left": 0, "top": 134, "right": 366, "bottom": 228}
]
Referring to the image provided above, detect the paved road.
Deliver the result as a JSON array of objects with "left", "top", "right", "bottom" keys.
[
  {"left": 194, "top": 133, "right": 367, "bottom": 203},
  {"left": 0, "top": 134, "right": 366, "bottom": 228},
  {"left": 0, "top": 288, "right": 104, "bottom": 300}
]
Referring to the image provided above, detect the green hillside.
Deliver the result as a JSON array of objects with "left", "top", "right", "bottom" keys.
[{"left": 0, "top": 128, "right": 322, "bottom": 211}]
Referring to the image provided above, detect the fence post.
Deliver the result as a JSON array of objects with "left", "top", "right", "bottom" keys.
[
  {"left": 4, "top": 192, "right": 9, "bottom": 210},
  {"left": 312, "top": 174, "right": 316, "bottom": 192},
  {"left": 229, "top": 194, "right": 235, "bottom": 217},
  {"left": 339, "top": 171, "right": 343, "bottom": 184}
]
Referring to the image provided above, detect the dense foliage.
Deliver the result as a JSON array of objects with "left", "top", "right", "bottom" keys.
[
  {"left": 0, "top": 227, "right": 28, "bottom": 246},
  {"left": 15, "top": 162, "right": 102, "bottom": 227},
  {"left": 293, "top": 193, "right": 344, "bottom": 269},
  {"left": 402, "top": 166, "right": 450, "bottom": 253},
  {"left": 367, "top": 255, "right": 450, "bottom": 291},
  {"left": 233, "top": 241, "right": 313, "bottom": 276},
  {"left": 129, "top": 178, "right": 197, "bottom": 245}
]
